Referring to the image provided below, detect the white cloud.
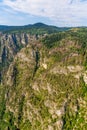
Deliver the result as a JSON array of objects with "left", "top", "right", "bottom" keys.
[{"left": 3, "top": 0, "right": 87, "bottom": 26}]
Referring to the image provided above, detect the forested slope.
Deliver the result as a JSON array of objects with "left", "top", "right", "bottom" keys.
[{"left": 0, "top": 27, "right": 87, "bottom": 129}]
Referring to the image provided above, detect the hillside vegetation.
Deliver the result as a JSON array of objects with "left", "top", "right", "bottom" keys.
[{"left": 0, "top": 27, "right": 87, "bottom": 130}]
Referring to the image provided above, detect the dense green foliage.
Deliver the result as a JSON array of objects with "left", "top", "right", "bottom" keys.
[{"left": 0, "top": 27, "right": 87, "bottom": 129}]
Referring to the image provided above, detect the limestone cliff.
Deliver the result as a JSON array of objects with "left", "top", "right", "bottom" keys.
[{"left": 0, "top": 28, "right": 87, "bottom": 130}]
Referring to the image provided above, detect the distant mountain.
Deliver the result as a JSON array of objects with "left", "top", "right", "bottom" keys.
[{"left": 0, "top": 23, "right": 70, "bottom": 34}]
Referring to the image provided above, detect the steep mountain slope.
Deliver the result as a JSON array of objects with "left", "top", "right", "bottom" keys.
[
  {"left": 0, "top": 32, "right": 37, "bottom": 83},
  {"left": 0, "top": 23, "right": 71, "bottom": 83},
  {"left": 0, "top": 28, "right": 87, "bottom": 129}
]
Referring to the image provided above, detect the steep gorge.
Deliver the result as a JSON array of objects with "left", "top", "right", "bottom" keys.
[
  {"left": 0, "top": 28, "right": 87, "bottom": 129},
  {"left": 0, "top": 33, "right": 37, "bottom": 83}
]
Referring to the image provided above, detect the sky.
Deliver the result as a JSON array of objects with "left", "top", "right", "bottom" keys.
[{"left": 0, "top": 0, "right": 87, "bottom": 27}]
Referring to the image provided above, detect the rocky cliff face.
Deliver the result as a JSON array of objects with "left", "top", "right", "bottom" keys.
[
  {"left": 0, "top": 33, "right": 37, "bottom": 83},
  {"left": 0, "top": 29, "right": 87, "bottom": 130}
]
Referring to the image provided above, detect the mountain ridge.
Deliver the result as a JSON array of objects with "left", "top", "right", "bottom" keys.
[{"left": 0, "top": 22, "right": 71, "bottom": 34}]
